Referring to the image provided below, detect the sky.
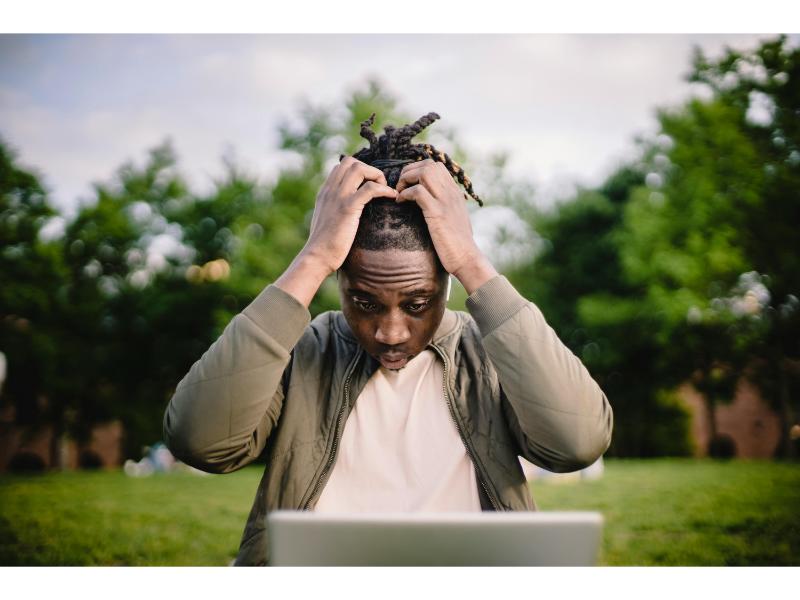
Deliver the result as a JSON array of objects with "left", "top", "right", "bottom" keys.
[{"left": 0, "top": 34, "right": 777, "bottom": 221}]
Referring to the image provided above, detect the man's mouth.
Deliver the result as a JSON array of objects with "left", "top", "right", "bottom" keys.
[{"left": 379, "top": 352, "right": 409, "bottom": 370}]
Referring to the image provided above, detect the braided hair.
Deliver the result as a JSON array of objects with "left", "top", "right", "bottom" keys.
[
  {"left": 344, "top": 112, "right": 482, "bottom": 257},
  {"left": 347, "top": 112, "right": 482, "bottom": 205}
]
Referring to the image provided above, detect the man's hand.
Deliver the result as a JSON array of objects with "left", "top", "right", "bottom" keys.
[
  {"left": 304, "top": 156, "right": 397, "bottom": 274},
  {"left": 396, "top": 159, "right": 498, "bottom": 294},
  {"left": 274, "top": 157, "right": 396, "bottom": 307}
]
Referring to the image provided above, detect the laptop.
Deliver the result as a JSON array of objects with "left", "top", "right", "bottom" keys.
[{"left": 268, "top": 511, "right": 603, "bottom": 566}]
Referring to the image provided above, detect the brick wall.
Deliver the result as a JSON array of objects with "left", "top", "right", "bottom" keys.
[
  {"left": 679, "top": 378, "right": 781, "bottom": 458},
  {"left": 0, "top": 419, "right": 124, "bottom": 472}
]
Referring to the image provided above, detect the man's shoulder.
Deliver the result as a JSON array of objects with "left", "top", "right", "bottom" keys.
[
  {"left": 433, "top": 309, "right": 485, "bottom": 354},
  {"left": 449, "top": 309, "right": 481, "bottom": 336},
  {"left": 301, "top": 309, "right": 360, "bottom": 347},
  {"left": 284, "top": 311, "right": 352, "bottom": 370}
]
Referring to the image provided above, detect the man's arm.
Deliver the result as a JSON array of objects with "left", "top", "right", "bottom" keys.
[
  {"left": 466, "top": 275, "right": 613, "bottom": 472},
  {"left": 163, "top": 283, "right": 311, "bottom": 473},
  {"left": 163, "top": 157, "right": 397, "bottom": 473},
  {"left": 455, "top": 248, "right": 612, "bottom": 471}
]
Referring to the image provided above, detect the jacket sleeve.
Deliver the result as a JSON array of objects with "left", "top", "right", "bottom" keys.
[
  {"left": 163, "top": 284, "right": 311, "bottom": 474},
  {"left": 465, "top": 275, "right": 613, "bottom": 473}
]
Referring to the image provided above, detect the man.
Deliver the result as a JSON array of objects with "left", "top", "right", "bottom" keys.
[{"left": 163, "top": 112, "right": 613, "bottom": 566}]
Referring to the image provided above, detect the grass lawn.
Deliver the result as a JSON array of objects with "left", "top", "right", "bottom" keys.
[{"left": 1, "top": 458, "right": 798, "bottom": 566}]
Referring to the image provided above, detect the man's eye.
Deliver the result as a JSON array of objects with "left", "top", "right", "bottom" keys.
[
  {"left": 406, "top": 301, "right": 430, "bottom": 313},
  {"left": 353, "top": 299, "right": 378, "bottom": 312}
]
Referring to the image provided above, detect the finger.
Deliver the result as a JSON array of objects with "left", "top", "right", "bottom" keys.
[
  {"left": 326, "top": 156, "right": 356, "bottom": 187},
  {"left": 316, "top": 164, "right": 338, "bottom": 197},
  {"left": 351, "top": 181, "right": 398, "bottom": 206},
  {"left": 396, "top": 166, "right": 442, "bottom": 195},
  {"left": 396, "top": 183, "right": 439, "bottom": 215},
  {"left": 395, "top": 159, "right": 435, "bottom": 191},
  {"left": 340, "top": 159, "right": 388, "bottom": 190},
  {"left": 395, "top": 166, "right": 428, "bottom": 194}
]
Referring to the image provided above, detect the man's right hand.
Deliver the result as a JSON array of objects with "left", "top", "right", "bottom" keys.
[
  {"left": 303, "top": 156, "right": 397, "bottom": 275},
  {"left": 273, "top": 157, "right": 396, "bottom": 308}
]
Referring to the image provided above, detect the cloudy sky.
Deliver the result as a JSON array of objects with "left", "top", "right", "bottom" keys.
[{"left": 0, "top": 34, "right": 775, "bottom": 218}]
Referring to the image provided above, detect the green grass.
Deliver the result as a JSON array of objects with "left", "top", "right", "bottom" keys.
[
  {"left": 1, "top": 459, "right": 798, "bottom": 565},
  {"left": 0, "top": 468, "right": 259, "bottom": 566},
  {"left": 531, "top": 459, "right": 800, "bottom": 566}
]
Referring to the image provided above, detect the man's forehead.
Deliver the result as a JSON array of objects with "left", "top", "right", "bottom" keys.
[
  {"left": 345, "top": 285, "right": 438, "bottom": 297},
  {"left": 343, "top": 248, "right": 439, "bottom": 279}
]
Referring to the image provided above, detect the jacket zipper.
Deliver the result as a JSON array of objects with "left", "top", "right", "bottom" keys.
[
  {"left": 302, "top": 349, "right": 360, "bottom": 510},
  {"left": 429, "top": 344, "right": 502, "bottom": 511}
]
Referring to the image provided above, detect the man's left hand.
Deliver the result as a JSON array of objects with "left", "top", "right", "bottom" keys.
[{"left": 396, "top": 159, "right": 498, "bottom": 294}]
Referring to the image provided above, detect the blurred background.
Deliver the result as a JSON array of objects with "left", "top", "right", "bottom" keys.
[{"left": 0, "top": 34, "right": 798, "bottom": 566}]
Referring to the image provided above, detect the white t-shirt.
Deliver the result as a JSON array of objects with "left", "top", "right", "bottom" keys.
[{"left": 314, "top": 349, "right": 482, "bottom": 512}]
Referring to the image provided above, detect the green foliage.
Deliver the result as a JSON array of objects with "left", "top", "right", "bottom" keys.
[
  {"left": 619, "top": 35, "right": 800, "bottom": 455},
  {"left": 510, "top": 188, "right": 624, "bottom": 330},
  {"left": 0, "top": 140, "right": 68, "bottom": 440},
  {"left": 51, "top": 143, "right": 220, "bottom": 451},
  {"left": 503, "top": 162, "right": 693, "bottom": 457}
]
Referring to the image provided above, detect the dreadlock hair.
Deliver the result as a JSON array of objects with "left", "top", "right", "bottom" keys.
[{"left": 343, "top": 112, "right": 482, "bottom": 258}]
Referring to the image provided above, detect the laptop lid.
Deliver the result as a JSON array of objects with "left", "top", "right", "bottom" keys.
[{"left": 268, "top": 511, "right": 603, "bottom": 566}]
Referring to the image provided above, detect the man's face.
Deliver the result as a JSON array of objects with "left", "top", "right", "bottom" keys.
[{"left": 338, "top": 247, "right": 448, "bottom": 371}]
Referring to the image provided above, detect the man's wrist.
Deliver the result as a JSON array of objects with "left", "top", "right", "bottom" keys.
[
  {"left": 274, "top": 251, "right": 332, "bottom": 308},
  {"left": 452, "top": 250, "right": 499, "bottom": 295},
  {"left": 465, "top": 274, "right": 528, "bottom": 336}
]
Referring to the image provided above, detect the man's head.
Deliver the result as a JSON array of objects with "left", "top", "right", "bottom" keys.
[{"left": 337, "top": 112, "right": 481, "bottom": 370}]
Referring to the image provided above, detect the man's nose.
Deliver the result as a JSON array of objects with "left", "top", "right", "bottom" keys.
[{"left": 374, "top": 312, "right": 411, "bottom": 346}]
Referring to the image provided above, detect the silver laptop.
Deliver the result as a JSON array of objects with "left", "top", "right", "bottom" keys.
[{"left": 268, "top": 511, "right": 603, "bottom": 566}]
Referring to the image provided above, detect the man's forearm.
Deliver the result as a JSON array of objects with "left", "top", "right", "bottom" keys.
[{"left": 274, "top": 250, "right": 332, "bottom": 308}]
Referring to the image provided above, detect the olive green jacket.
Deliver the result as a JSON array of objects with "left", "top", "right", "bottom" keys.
[{"left": 163, "top": 275, "right": 613, "bottom": 566}]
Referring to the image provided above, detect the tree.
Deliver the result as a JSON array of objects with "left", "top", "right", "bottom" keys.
[
  {"left": 0, "top": 139, "right": 69, "bottom": 465},
  {"left": 53, "top": 142, "right": 205, "bottom": 455},
  {"left": 617, "top": 35, "right": 800, "bottom": 457},
  {"left": 504, "top": 162, "right": 695, "bottom": 457}
]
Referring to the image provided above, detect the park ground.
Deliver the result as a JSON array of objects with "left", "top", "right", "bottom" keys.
[{"left": 0, "top": 458, "right": 798, "bottom": 566}]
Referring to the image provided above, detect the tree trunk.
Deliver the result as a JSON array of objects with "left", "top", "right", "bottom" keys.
[
  {"left": 47, "top": 403, "right": 74, "bottom": 470},
  {"left": 48, "top": 420, "right": 62, "bottom": 470},
  {"left": 705, "top": 394, "right": 718, "bottom": 456}
]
